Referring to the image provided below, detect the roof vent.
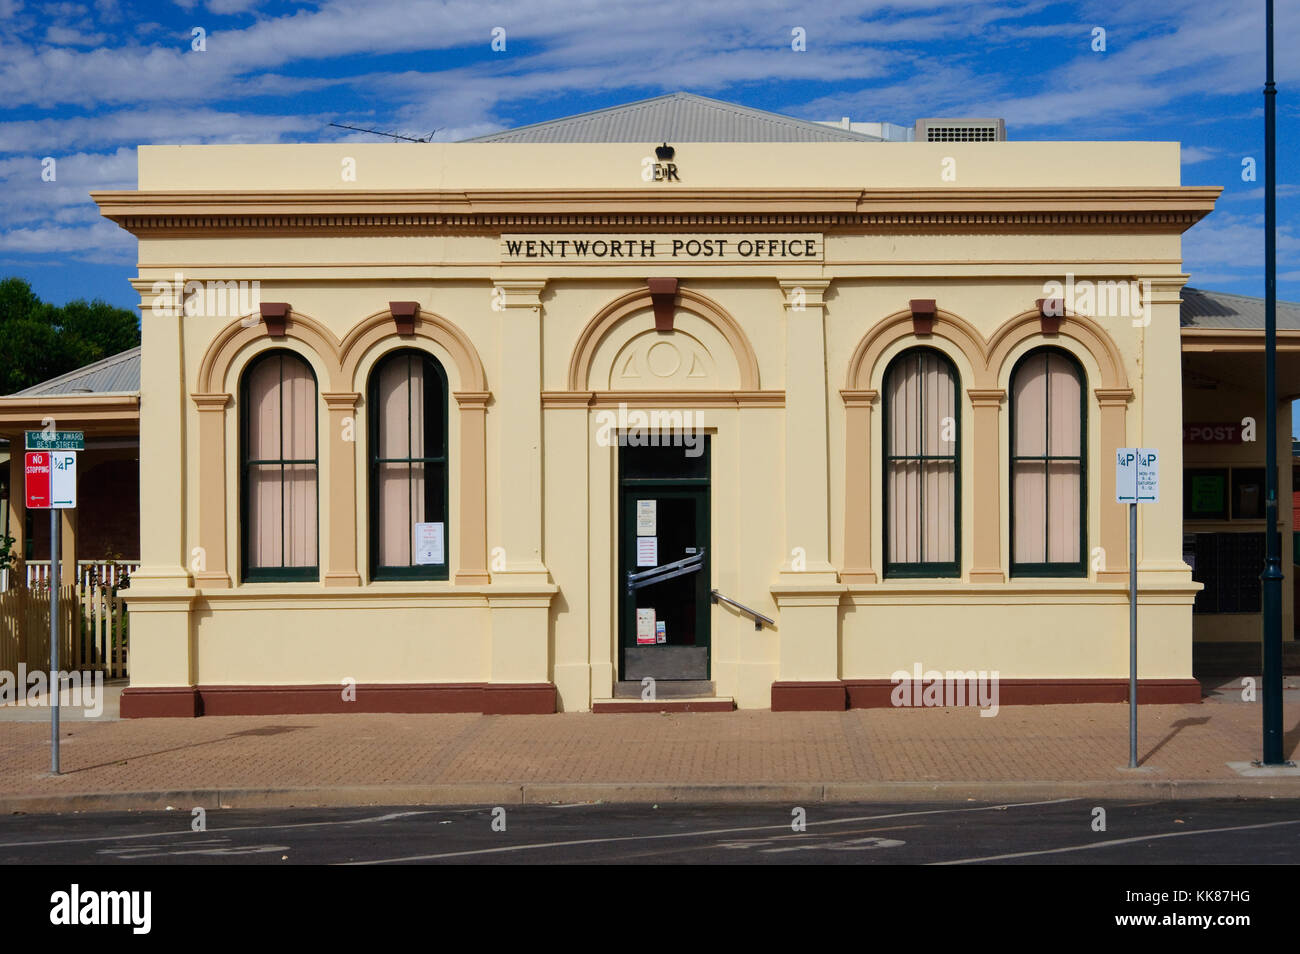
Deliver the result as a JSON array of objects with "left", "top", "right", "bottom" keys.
[{"left": 914, "top": 118, "right": 1006, "bottom": 142}]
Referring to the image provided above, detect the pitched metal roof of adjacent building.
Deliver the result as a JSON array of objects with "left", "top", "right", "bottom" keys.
[
  {"left": 9, "top": 346, "right": 140, "bottom": 397},
  {"left": 460, "top": 91, "right": 887, "bottom": 143},
  {"left": 1181, "top": 288, "right": 1300, "bottom": 330}
]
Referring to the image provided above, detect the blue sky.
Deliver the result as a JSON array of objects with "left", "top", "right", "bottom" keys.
[{"left": 0, "top": 0, "right": 1295, "bottom": 315}]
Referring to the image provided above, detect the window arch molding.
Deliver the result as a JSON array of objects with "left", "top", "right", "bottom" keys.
[
  {"left": 191, "top": 307, "right": 490, "bottom": 588},
  {"left": 340, "top": 310, "right": 489, "bottom": 586},
  {"left": 841, "top": 305, "right": 1132, "bottom": 585}
]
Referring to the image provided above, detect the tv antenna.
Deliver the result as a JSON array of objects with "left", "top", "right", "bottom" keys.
[{"left": 328, "top": 122, "right": 442, "bottom": 143}]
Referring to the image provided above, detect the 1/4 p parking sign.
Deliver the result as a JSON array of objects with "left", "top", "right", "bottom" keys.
[
  {"left": 24, "top": 450, "right": 76, "bottom": 509},
  {"left": 1115, "top": 447, "right": 1158, "bottom": 504}
]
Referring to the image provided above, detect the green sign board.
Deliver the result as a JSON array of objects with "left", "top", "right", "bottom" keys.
[
  {"left": 25, "top": 430, "right": 84, "bottom": 452},
  {"left": 1189, "top": 474, "right": 1226, "bottom": 516}
]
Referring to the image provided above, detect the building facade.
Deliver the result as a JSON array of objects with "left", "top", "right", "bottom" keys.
[{"left": 91, "top": 95, "right": 1223, "bottom": 716}]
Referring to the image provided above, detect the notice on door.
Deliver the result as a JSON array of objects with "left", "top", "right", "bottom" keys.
[
  {"left": 636, "top": 608, "right": 656, "bottom": 645},
  {"left": 636, "top": 536, "right": 658, "bottom": 567},
  {"left": 413, "top": 522, "right": 445, "bottom": 564},
  {"left": 636, "top": 499, "right": 656, "bottom": 536}
]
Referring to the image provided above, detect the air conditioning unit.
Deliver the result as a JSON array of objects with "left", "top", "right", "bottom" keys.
[{"left": 914, "top": 118, "right": 1007, "bottom": 142}]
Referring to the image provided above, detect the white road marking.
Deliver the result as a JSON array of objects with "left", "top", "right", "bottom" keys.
[
  {"left": 935, "top": 818, "right": 1300, "bottom": 864},
  {"left": 349, "top": 798, "right": 1080, "bottom": 864},
  {"left": 0, "top": 808, "right": 439, "bottom": 849}
]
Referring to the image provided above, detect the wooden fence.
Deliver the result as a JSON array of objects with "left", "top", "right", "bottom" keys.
[
  {"left": 0, "top": 585, "right": 80, "bottom": 678},
  {"left": 0, "top": 561, "right": 134, "bottom": 677}
]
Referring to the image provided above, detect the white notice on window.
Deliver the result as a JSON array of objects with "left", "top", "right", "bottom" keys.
[
  {"left": 413, "top": 522, "right": 445, "bottom": 565},
  {"left": 636, "top": 499, "right": 657, "bottom": 536},
  {"left": 636, "top": 536, "right": 658, "bottom": 567},
  {"left": 636, "top": 608, "right": 656, "bottom": 645}
]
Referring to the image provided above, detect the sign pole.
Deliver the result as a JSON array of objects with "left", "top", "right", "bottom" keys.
[
  {"left": 49, "top": 506, "right": 59, "bottom": 775},
  {"left": 1129, "top": 501, "right": 1137, "bottom": 769},
  {"left": 1117, "top": 446, "right": 1157, "bottom": 769}
]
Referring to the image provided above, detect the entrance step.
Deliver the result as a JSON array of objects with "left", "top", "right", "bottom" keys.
[
  {"left": 593, "top": 696, "right": 735, "bottom": 713},
  {"left": 613, "top": 680, "right": 715, "bottom": 699}
]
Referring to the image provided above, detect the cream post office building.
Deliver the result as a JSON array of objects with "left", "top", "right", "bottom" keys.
[{"left": 91, "top": 93, "right": 1222, "bottom": 716}]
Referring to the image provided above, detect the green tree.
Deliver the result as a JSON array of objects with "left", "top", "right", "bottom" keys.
[{"left": 0, "top": 277, "right": 140, "bottom": 394}]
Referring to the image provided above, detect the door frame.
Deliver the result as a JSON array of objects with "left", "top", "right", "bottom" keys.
[{"left": 617, "top": 459, "right": 711, "bottom": 681}]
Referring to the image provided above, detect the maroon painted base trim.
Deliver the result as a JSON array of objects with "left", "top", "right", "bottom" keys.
[
  {"left": 771, "top": 681, "right": 847, "bottom": 711},
  {"left": 592, "top": 699, "right": 735, "bottom": 713},
  {"left": 482, "top": 683, "right": 558, "bottom": 715},
  {"left": 120, "top": 683, "right": 556, "bottom": 717},
  {"left": 120, "top": 687, "right": 201, "bottom": 718},
  {"left": 842, "top": 678, "right": 1202, "bottom": 708}
]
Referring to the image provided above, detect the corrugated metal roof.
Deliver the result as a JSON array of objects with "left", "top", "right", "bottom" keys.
[
  {"left": 460, "top": 92, "right": 886, "bottom": 143},
  {"left": 1181, "top": 288, "right": 1300, "bottom": 330},
  {"left": 9, "top": 347, "right": 140, "bottom": 397}
]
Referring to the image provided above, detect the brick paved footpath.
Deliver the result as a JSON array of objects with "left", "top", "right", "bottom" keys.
[{"left": 0, "top": 698, "right": 1296, "bottom": 810}]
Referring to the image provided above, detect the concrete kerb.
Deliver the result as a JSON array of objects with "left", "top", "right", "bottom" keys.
[{"left": 0, "top": 779, "right": 1298, "bottom": 815}]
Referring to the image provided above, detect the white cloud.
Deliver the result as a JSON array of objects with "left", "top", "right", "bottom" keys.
[{"left": 43, "top": 25, "right": 108, "bottom": 46}]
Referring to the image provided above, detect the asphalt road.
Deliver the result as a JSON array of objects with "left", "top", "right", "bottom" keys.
[{"left": 1, "top": 797, "right": 1297, "bottom": 865}]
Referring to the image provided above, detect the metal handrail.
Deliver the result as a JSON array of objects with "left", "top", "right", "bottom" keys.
[
  {"left": 626, "top": 550, "right": 705, "bottom": 592},
  {"left": 710, "top": 589, "right": 774, "bottom": 630}
]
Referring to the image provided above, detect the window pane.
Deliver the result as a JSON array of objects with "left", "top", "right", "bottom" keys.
[
  {"left": 1013, "top": 355, "right": 1047, "bottom": 457},
  {"left": 423, "top": 362, "right": 444, "bottom": 458},
  {"left": 410, "top": 362, "right": 426, "bottom": 459},
  {"left": 247, "top": 359, "right": 282, "bottom": 459},
  {"left": 283, "top": 462, "right": 317, "bottom": 567},
  {"left": 888, "top": 358, "right": 919, "bottom": 456},
  {"left": 1047, "top": 354, "right": 1081, "bottom": 456},
  {"left": 424, "top": 462, "right": 446, "bottom": 522},
  {"left": 922, "top": 353, "right": 954, "bottom": 451},
  {"left": 923, "top": 460, "right": 955, "bottom": 562},
  {"left": 379, "top": 461, "right": 412, "bottom": 566},
  {"left": 1013, "top": 461, "right": 1047, "bottom": 563},
  {"left": 283, "top": 359, "right": 316, "bottom": 460},
  {"left": 1047, "top": 461, "right": 1081, "bottom": 562},
  {"left": 887, "top": 460, "right": 920, "bottom": 563},
  {"left": 248, "top": 463, "right": 282, "bottom": 568},
  {"left": 377, "top": 356, "right": 411, "bottom": 460}
]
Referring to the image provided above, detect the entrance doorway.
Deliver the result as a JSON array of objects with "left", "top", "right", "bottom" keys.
[{"left": 618, "top": 438, "right": 710, "bottom": 681}]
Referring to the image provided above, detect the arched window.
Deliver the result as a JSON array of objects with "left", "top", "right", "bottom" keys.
[
  {"left": 241, "top": 351, "right": 319, "bottom": 581},
  {"left": 1010, "top": 348, "right": 1086, "bottom": 576},
  {"left": 369, "top": 350, "right": 449, "bottom": 580},
  {"left": 883, "top": 348, "right": 960, "bottom": 577}
]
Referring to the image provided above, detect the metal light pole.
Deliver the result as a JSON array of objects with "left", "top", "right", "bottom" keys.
[
  {"left": 49, "top": 508, "right": 60, "bottom": 775},
  {"left": 1260, "top": 0, "right": 1285, "bottom": 765}
]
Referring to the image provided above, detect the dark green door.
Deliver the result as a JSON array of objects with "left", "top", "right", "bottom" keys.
[{"left": 618, "top": 439, "right": 710, "bottom": 681}]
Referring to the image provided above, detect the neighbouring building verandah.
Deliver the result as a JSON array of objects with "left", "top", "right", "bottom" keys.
[{"left": 0, "top": 347, "right": 141, "bottom": 678}]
